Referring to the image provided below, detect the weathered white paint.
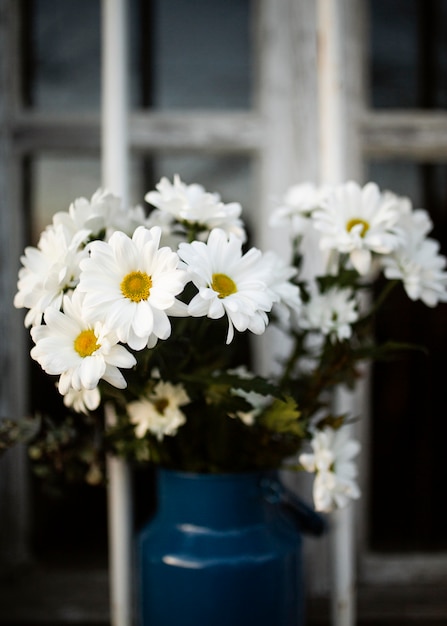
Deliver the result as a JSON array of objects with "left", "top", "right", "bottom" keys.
[
  {"left": 101, "top": 0, "right": 129, "bottom": 202},
  {"left": 361, "top": 552, "right": 447, "bottom": 585},
  {"left": 12, "top": 108, "right": 447, "bottom": 160},
  {"left": 255, "top": 0, "right": 319, "bottom": 377},
  {"left": 316, "top": 1, "right": 365, "bottom": 624},
  {"left": 317, "top": 0, "right": 346, "bottom": 184},
  {"left": 363, "top": 110, "right": 447, "bottom": 159},
  {"left": 101, "top": 2, "right": 132, "bottom": 626}
]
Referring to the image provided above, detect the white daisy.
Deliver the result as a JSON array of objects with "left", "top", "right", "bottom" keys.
[
  {"left": 14, "top": 223, "right": 89, "bottom": 327},
  {"left": 178, "top": 228, "right": 276, "bottom": 344},
  {"left": 313, "top": 181, "right": 401, "bottom": 275},
  {"left": 227, "top": 367, "right": 269, "bottom": 426},
  {"left": 127, "top": 380, "right": 190, "bottom": 440},
  {"left": 299, "top": 283, "right": 359, "bottom": 342},
  {"left": 299, "top": 426, "right": 361, "bottom": 512},
  {"left": 30, "top": 291, "right": 136, "bottom": 395},
  {"left": 257, "top": 250, "right": 301, "bottom": 322},
  {"left": 53, "top": 188, "right": 124, "bottom": 241},
  {"left": 269, "top": 182, "right": 332, "bottom": 234},
  {"left": 381, "top": 204, "right": 447, "bottom": 307},
  {"left": 53, "top": 188, "right": 154, "bottom": 242},
  {"left": 145, "top": 174, "right": 246, "bottom": 240},
  {"left": 108, "top": 203, "right": 152, "bottom": 239},
  {"left": 78, "top": 226, "right": 188, "bottom": 350},
  {"left": 63, "top": 386, "right": 101, "bottom": 414}
]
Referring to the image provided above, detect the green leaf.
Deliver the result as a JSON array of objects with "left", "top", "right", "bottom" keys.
[{"left": 259, "top": 396, "right": 305, "bottom": 437}]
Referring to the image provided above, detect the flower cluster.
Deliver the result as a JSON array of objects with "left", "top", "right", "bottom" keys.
[{"left": 11, "top": 176, "right": 447, "bottom": 512}]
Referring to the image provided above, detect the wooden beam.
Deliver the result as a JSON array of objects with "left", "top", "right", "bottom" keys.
[
  {"left": 14, "top": 109, "right": 447, "bottom": 162},
  {"left": 12, "top": 111, "right": 264, "bottom": 153},
  {"left": 362, "top": 110, "right": 447, "bottom": 160},
  {"left": 131, "top": 111, "right": 263, "bottom": 152}
]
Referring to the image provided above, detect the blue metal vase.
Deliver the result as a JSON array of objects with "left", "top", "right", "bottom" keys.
[{"left": 138, "top": 469, "right": 324, "bottom": 626}]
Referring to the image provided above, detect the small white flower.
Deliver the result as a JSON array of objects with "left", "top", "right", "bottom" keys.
[
  {"left": 381, "top": 204, "right": 447, "bottom": 307},
  {"left": 53, "top": 189, "right": 124, "bottom": 238},
  {"left": 227, "top": 367, "right": 269, "bottom": 426},
  {"left": 54, "top": 189, "right": 156, "bottom": 241},
  {"left": 300, "top": 284, "right": 359, "bottom": 342},
  {"left": 14, "top": 223, "right": 89, "bottom": 327},
  {"left": 270, "top": 182, "right": 332, "bottom": 234},
  {"left": 63, "top": 386, "right": 101, "bottom": 414},
  {"left": 313, "top": 181, "right": 401, "bottom": 275},
  {"left": 30, "top": 291, "right": 136, "bottom": 395},
  {"left": 144, "top": 208, "right": 181, "bottom": 249},
  {"left": 299, "top": 426, "right": 361, "bottom": 512},
  {"left": 110, "top": 203, "right": 153, "bottom": 238},
  {"left": 145, "top": 175, "right": 246, "bottom": 240},
  {"left": 127, "top": 380, "right": 190, "bottom": 440},
  {"left": 257, "top": 251, "right": 301, "bottom": 322},
  {"left": 78, "top": 226, "right": 188, "bottom": 350},
  {"left": 178, "top": 228, "right": 276, "bottom": 344}
]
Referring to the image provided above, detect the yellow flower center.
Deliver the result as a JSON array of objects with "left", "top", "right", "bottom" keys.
[
  {"left": 346, "top": 218, "right": 370, "bottom": 238},
  {"left": 211, "top": 273, "right": 237, "bottom": 299},
  {"left": 120, "top": 270, "right": 152, "bottom": 302},
  {"left": 74, "top": 329, "right": 101, "bottom": 358}
]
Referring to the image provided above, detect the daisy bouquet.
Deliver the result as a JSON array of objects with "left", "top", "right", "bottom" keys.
[{"left": 9, "top": 175, "right": 447, "bottom": 512}]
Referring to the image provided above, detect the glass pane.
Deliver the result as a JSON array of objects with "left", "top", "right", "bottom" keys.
[
  {"left": 32, "top": 156, "right": 101, "bottom": 236},
  {"left": 367, "top": 160, "right": 447, "bottom": 551},
  {"left": 149, "top": 0, "right": 252, "bottom": 110},
  {"left": 369, "top": 0, "right": 447, "bottom": 108},
  {"left": 31, "top": 154, "right": 145, "bottom": 239},
  {"left": 25, "top": 0, "right": 142, "bottom": 110},
  {"left": 25, "top": 0, "right": 252, "bottom": 112}
]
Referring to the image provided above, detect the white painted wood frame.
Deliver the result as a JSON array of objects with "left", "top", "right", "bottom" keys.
[{"left": 101, "top": 2, "right": 133, "bottom": 625}]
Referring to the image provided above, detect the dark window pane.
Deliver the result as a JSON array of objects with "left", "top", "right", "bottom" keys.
[
  {"left": 25, "top": 0, "right": 101, "bottom": 110},
  {"left": 367, "top": 160, "right": 447, "bottom": 551},
  {"left": 25, "top": 0, "right": 142, "bottom": 111},
  {"left": 369, "top": 0, "right": 447, "bottom": 109},
  {"left": 25, "top": 0, "right": 252, "bottom": 112},
  {"left": 31, "top": 154, "right": 146, "bottom": 237},
  {"left": 150, "top": 0, "right": 252, "bottom": 110}
]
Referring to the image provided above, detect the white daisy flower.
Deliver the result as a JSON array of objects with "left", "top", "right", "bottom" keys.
[
  {"left": 30, "top": 291, "right": 136, "bottom": 395},
  {"left": 63, "top": 386, "right": 101, "bottom": 414},
  {"left": 78, "top": 226, "right": 188, "bottom": 351},
  {"left": 53, "top": 188, "right": 124, "bottom": 241},
  {"left": 109, "top": 203, "right": 151, "bottom": 238},
  {"left": 299, "top": 283, "right": 358, "bottom": 342},
  {"left": 127, "top": 380, "right": 190, "bottom": 440},
  {"left": 178, "top": 228, "right": 276, "bottom": 344},
  {"left": 313, "top": 181, "right": 401, "bottom": 275},
  {"left": 14, "top": 223, "right": 89, "bottom": 327},
  {"left": 381, "top": 205, "right": 447, "bottom": 307},
  {"left": 145, "top": 174, "right": 246, "bottom": 241},
  {"left": 299, "top": 426, "right": 361, "bottom": 512},
  {"left": 143, "top": 207, "right": 187, "bottom": 251},
  {"left": 226, "top": 366, "right": 269, "bottom": 426},
  {"left": 269, "top": 182, "right": 332, "bottom": 234},
  {"left": 253, "top": 250, "right": 301, "bottom": 325}
]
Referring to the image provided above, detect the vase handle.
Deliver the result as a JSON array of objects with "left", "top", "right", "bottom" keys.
[{"left": 260, "top": 476, "right": 326, "bottom": 537}]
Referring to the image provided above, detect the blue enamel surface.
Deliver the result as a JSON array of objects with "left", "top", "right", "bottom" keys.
[{"left": 137, "top": 470, "right": 314, "bottom": 626}]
